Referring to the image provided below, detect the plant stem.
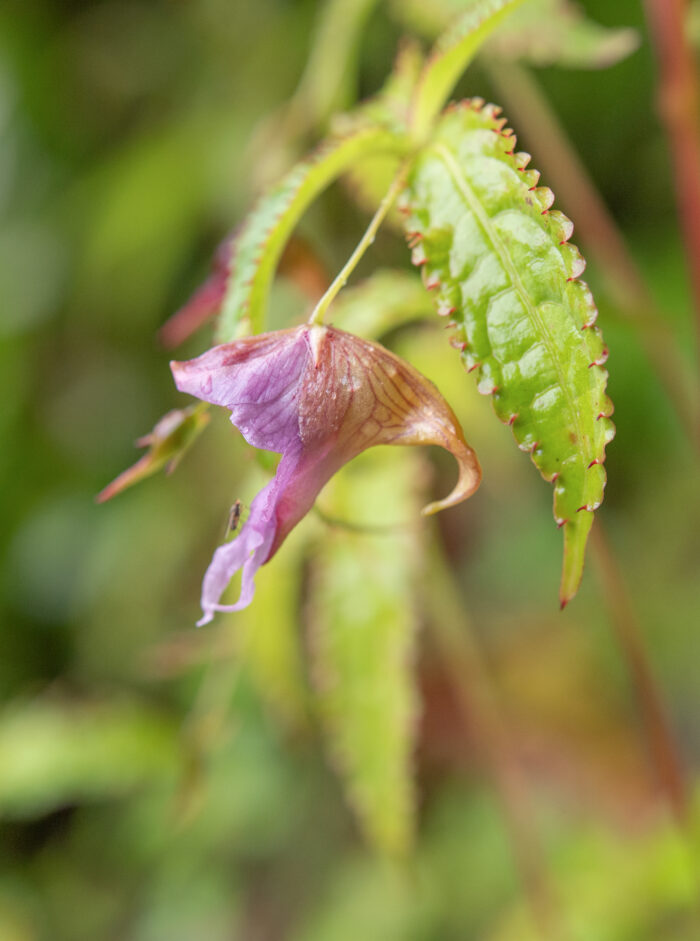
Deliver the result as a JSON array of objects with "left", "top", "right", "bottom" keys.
[
  {"left": 308, "top": 163, "right": 410, "bottom": 326},
  {"left": 644, "top": 0, "right": 700, "bottom": 361},
  {"left": 426, "top": 540, "right": 563, "bottom": 940},
  {"left": 589, "top": 521, "right": 688, "bottom": 825},
  {"left": 486, "top": 61, "right": 698, "bottom": 444}
]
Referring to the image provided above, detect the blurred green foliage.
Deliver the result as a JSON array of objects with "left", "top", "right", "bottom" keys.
[{"left": 1, "top": 1, "right": 700, "bottom": 938}]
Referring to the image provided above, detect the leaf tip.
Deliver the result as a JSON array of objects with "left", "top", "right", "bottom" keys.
[{"left": 559, "top": 512, "right": 595, "bottom": 607}]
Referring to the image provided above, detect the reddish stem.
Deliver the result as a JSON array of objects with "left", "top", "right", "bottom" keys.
[
  {"left": 590, "top": 522, "right": 688, "bottom": 825},
  {"left": 644, "top": 0, "right": 700, "bottom": 359}
]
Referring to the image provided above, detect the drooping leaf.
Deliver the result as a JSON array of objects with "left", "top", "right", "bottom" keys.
[
  {"left": 400, "top": 99, "right": 614, "bottom": 604},
  {"left": 0, "top": 699, "right": 178, "bottom": 818},
  {"left": 217, "top": 126, "right": 408, "bottom": 342},
  {"left": 308, "top": 450, "right": 421, "bottom": 856},
  {"left": 409, "top": 0, "right": 526, "bottom": 142},
  {"left": 392, "top": 0, "right": 639, "bottom": 70}
]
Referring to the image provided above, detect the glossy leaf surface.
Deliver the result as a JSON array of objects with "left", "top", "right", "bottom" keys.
[
  {"left": 402, "top": 100, "right": 614, "bottom": 603},
  {"left": 217, "top": 126, "right": 407, "bottom": 342}
]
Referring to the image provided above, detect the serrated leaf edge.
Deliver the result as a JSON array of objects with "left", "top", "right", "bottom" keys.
[{"left": 400, "top": 98, "right": 615, "bottom": 602}]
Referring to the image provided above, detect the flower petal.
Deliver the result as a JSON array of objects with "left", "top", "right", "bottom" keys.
[
  {"left": 171, "top": 328, "right": 307, "bottom": 452},
  {"left": 300, "top": 327, "right": 482, "bottom": 513},
  {"left": 196, "top": 470, "right": 278, "bottom": 625},
  {"left": 172, "top": 324, "right": 481, "bottom": 621}
]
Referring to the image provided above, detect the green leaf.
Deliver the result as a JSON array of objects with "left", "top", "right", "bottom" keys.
[
  {"left": 308, "top": 450, "right": 421, "bottom": 856},
  {"left": 0, "top": 699, "right": 178, "bottom": 818},
  {"left": 401, "top": 100, "right": 614, "bottom": 604},
  {"left": 217, "top": 126, "right": 408, "bottom": 342},
  {"left": 393, "top": 0, "right": 639, "bottom": 71},
  {"left": 410, "top": 0, "right": 527, "bottom": 141}
]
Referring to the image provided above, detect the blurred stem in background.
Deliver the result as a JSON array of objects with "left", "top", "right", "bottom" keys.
[
  {"left": 644, "top": 0, "right": 700, "bottom": 394},
  {"left": 426, "top": 539, "right": 564, "bottom": 940},
  {"left": 486, "top": 60, "right": 699, "bottom": 445},
  {"left": 589, "top": 523, "right": 690, "bottom": 829}
]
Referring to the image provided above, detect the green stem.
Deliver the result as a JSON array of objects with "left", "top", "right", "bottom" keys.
[
  {"left": 308, "top": 163, "right": 410, "bottom": 326},
  {"left": 644, "top": 0, "right": 700, "bottom": 371}
]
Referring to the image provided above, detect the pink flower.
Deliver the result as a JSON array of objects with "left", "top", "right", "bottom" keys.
[{"left": 171, "top": 325, "right": 481, "bottom": 625}]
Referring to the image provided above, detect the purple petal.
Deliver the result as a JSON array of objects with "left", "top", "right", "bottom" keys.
[
  {"left": 171, "top": 324, "right": 481, "bottom": 624},
  {"left": 196, "top": 448, "right": 303, "bottom": 623},
  {"left": 171, "top": 329, "right": 309, "bottom": 452}
]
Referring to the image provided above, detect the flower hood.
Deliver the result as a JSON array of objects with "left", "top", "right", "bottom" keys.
[{"left": 171, "top": 324, "right": 480, "bottom": 625}]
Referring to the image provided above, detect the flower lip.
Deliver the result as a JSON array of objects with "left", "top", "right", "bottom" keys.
[{"left": 171, "top": 324, "right": 481, "bottom": 624}]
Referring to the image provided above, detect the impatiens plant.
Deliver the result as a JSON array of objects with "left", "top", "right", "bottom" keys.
[{"left": 102, "top": 0, "right": 619, "bottom": 854}]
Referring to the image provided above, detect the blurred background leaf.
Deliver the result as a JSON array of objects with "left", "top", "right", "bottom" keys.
[
  {"left": 309, "top": 449, "right": 422, "bottom": 857},
  {"left": 0, "top": 698, "right": 179, "bottom": 819}
]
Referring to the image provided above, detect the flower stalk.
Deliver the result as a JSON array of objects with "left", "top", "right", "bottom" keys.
[{"left": 308, "top": 163, "right": 411, "bottom": 326}]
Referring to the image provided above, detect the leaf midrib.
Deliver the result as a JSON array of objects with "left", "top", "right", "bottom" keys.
[{"left": 432, "top": 141, "right": 588, "bottom": 460}]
